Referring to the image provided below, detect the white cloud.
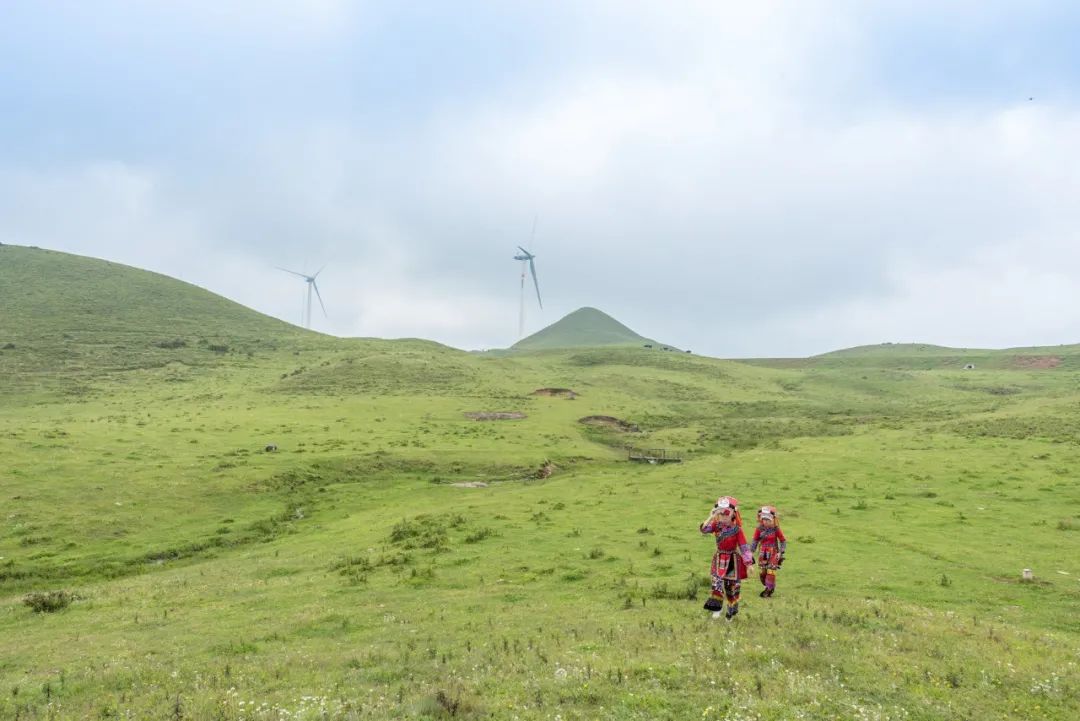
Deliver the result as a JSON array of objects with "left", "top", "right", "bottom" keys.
[
  {"left": 3, "top": 2, "right": 1080, "bottom": 355},
  {"left": 774, "top": 244, "right": 1080, "bottom": 355},
  {"left": 0, "top": 162, "right": 204, "bottom": 272}
]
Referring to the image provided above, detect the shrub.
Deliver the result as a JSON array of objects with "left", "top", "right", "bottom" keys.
[
  {"left": 23, "top": 590, "right": 75, "bottom": 613},
  {"left": 389, "top": 518, "right": 424, "bottom": 544},
  {"left": 331, "top": 555, "right": 372, "bottom": 573},
  {"left": 464, "top": 527, "right": 495, "bottom": 543},
  {"left": 155, "top": 338, "right": 187, "bottom": 349},
  {"left": 389, "top": 517, "right": 448, "bottom": 550},
  {"left": 416, "top": 688, "right": 478, "bottom": 717}
]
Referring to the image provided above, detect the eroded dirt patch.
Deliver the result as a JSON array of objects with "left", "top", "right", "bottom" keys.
[
  {"left": 578, "top": 415, "right": 640, "bottom": 432},
  {"left": 463, "top": 411, "right": 527, "bottom": 421},
  {"left": 533, "top": 388, "right": 578, "bottom": 399},
  {"left": 1012, "top": 356, "right": 1061, "bottom": 370}
]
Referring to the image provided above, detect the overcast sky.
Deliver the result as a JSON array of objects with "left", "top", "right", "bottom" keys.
[{"left": 3, "top": 2, "right": 1080, "bottom": 357}]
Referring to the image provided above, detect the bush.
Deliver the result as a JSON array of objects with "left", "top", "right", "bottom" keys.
[
  {"left": 389, "top": 517, "right": 448, "bottom": 550},
  {"left": 650, "top": 573, "right": 702, "bottom": 600},
  {"left": 389, "top": 518, "right": 423, "bottom": 544},
  {"left": 416, "top": 688, "right": 478, "bottom": 717},
  {"left": 23, "top": 590, "right": 75, "bottom": 613},
  {"left": 155, "top": 338, "right": 187, "bottom": 349},
  {"left": 464, "top": 527, "right": 495, "bottom": 543}
]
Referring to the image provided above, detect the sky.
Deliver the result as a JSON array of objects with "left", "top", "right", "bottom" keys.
[{"left": 2, "top": 1, "right": 1080, "bottom": 357}]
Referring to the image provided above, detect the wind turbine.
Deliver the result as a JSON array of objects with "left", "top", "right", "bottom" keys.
[
  {"left": 276, "top": 266, "right": 327, "bottom": 329},
  {"left": 513, "top": 227, "right": 542, "bottom": 338}
]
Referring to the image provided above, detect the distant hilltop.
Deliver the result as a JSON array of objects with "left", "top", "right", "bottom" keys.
[
  {"left": 0, "top": 243, "right": 306, "bottom": 342},
  {"left": 510, "top": 307, "right": 676, "bottom": 351}
]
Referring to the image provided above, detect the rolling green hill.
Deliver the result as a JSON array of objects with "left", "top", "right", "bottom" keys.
[
  {"left": 741, "top": 341, "right": 1080, "bottom": 372},
  {"left": 0, "top": 244, "right": 304, "bottom": 341},
  {"left": 510, "top": 306, "right": 669, "bottom": 351},
  {"left": 817, "top": 342, "right": 961, "bottom": 356},
  {"left": 0, "top": 244, "right": 317, "bottom": 397},
  {"left": 1, "top": 247, "right": 1078, "bottom": 720}
]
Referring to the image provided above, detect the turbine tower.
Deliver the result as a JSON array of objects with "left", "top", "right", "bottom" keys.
[
  {"left": 513, "top": 244, "right": 542, "bottom": 338},
  {"left": 276, "top": 266, "right": 327, "bottom": 329}
]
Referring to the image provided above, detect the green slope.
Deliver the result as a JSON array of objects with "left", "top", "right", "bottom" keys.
[
  {"left": 511, "top": 306, "right": 669, "bottom": 351},
  {"left": 0, "top": 244, "right": 304, "bottom": 341},
  {"left": 0, "top": 244, "right": 315, "bottom": 396},
  {"left": 1, "top": 247, "right": 1079, "bottom": 720},
  {"left": 740, "top": 340, "right": 1080, "bottom": 371},
  {"left": 818, "top": 342, "right": 961, "bottom": 356},
  {"left": 3, "top": 334, "right": 1078, "bottom": 719}
]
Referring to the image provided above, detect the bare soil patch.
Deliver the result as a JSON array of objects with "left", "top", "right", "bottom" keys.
[
  {"left": 578, "top": 415, "right": 640, "bottom": 432},
  {"left": 463, "top": 411, "right": 527, "bottom": 421},
  {"left": 535, "top": 460, "right": 557, "bottom": 479},
  {"left": 1012, "top": 356, "right": 1061, "bottom": 370},
  {"left": 450, "top": 481, "right": 489, "bottom": 488},
  {"left": 533, "top": 388, "right": 578, "bottom": 399}
]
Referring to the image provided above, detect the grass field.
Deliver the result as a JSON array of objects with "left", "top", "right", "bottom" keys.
[{"left": 1, "top": 246, "right": 1078, "bottom": 720}]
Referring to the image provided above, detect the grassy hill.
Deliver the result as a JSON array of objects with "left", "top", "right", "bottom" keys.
[
  {"left": 741, "top": 340, "right": 1080, "bottom": 372},
  {"left": 0, "top": 244, "right": 305, "bottom": 341},
  {"left": 510, "top": 306, "right": 669, "bottom": 351},
  {"left": 1, "top": 249, "right": 1078, "bottom": 720},
  {"left": 0, "top": 244, "right": 317, "bottom": 397}
]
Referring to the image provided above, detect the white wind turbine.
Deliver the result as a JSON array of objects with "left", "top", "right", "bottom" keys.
[
  {"left": 513, "top": 217, "right": 543, "bottom": 338},
  {"left": 276, "top": 265, "right": 327, "bottom": 329}
]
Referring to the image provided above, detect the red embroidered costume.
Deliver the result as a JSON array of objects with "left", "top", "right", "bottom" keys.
[
  {"left": 699, "top": 495, "right": 753, "bottom": 619},
  {"left": 751, "top": 505, "right": 786, "bottom": 597}
]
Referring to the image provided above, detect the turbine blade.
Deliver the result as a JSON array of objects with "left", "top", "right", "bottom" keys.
[
  {"left": 312, "top": 264, "right": 327, "bottom": 280},
  {"left": 276, "top": 266, "right": 309, "bottom": 279},
  {"left": 529, "top": 258, "right": 542, "bottom": 309},
  {"left": 312, "top": 281, "right": 328, "bottom": 317},
  {"left": 517, "top": 246, "right": 534, "bottom": 259}
]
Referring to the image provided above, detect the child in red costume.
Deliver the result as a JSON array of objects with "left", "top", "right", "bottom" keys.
[
  {"left": 751, "top": 505, "right": 786, "bottom": 597},
  {"left": 699, "top": 496, "right": 754, "bottom": 619}
]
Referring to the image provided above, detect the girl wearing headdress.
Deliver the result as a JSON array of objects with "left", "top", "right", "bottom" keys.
[
  {"left": 699, "top": 495, "right": 753, "bottom": 619},
  {"left": 751, "top": 505, "right": 786, "bottom": 597}
]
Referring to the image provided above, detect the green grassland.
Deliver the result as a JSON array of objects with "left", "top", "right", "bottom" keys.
[{"left": 1, "top": 246, "right": 1078, "bottom": 720}]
